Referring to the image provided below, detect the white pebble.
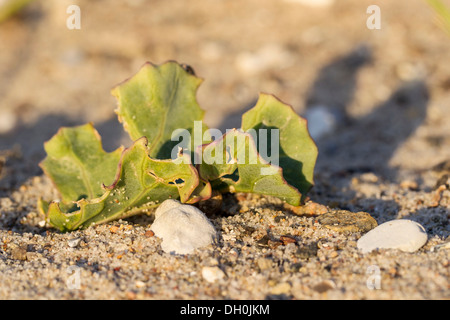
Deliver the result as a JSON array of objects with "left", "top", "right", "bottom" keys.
[
  {"left": 202, "top": 266, "right": 226, "bottom": 283},
  {"left": 431, "top": 241, "right": 450, "bottom": 252},
  {"left": 357, "top": 219, "right": 427, "bottom": 253},
  {"left": 150, "top": 200, "right": 217, "bottom": 255},
  {"left": 67, "top": 237, "right": 81, "bottom": 248}
]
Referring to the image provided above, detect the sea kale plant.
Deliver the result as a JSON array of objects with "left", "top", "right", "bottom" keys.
[{"left": 38, "top": 61, "right": 318, "bottom": 231}]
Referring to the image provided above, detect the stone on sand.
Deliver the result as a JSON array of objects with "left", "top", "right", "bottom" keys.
[
  {"left": 150, "top": 199, "right": 217, "bottom": 255},
  {"left": 357, "top": 219, "right": 428, "bottom": 253}
]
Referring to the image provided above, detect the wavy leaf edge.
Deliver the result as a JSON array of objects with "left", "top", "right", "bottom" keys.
[{"left": 38, "top": 61, "right": 318, "bottom": 231}]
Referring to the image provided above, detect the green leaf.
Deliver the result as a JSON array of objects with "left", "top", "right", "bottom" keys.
[
  {"left": 146, "top": 155, "right": 201, "bottom": 204},
  {"left": 427, "top": 0, "right": 450, "bottom": 35},
  {"left": 198, "top": 129, "right": 302, "bottom": 206},
  {"left": 39, "top": 123, "right": 123, "bottom": 204},
  {"left": 38, "top": 62, "right": 319, "bottom": 231},
  {"left": 241, "top": 93, "right": 318, "bottom": 197},
  {"left": 112, "top": 61, "right": 210, "bottom": 160},
  {"left": 0, "top": 0, "right": 35, "bottom": 23},
  {"left": 39, "top": 136, "right": 202, "bottom": 231}
]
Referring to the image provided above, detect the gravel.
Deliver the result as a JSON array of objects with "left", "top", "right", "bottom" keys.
[{"left": 0, "top": 176, "right": 448, "bottom": 300}]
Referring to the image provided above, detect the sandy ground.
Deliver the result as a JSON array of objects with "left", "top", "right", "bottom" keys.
[{"left": 0, "top": 0, "right": 449, "bottom": 301}]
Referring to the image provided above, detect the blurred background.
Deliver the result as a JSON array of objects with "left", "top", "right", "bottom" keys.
[{"left": 1, "top": 0, "right": 450, "bottom": 191}]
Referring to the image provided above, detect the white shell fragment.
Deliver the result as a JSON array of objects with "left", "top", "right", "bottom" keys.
[
  {"left": 357, "top": 219, "right": 428, "bottom": 253},
  {"left": 150, "top": 200, "right": 217, "bottom": 255}
]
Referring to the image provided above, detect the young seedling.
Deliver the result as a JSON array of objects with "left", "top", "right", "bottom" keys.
[{"left": 38, "top": 61, "right": 318, "bottom": 231}]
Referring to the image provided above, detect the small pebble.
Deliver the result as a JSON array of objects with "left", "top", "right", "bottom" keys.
[
  {"left": 285, "top": 200, "right": 328, "bottom": 216},
  {"left": 67, "top": 237, "right": 81, "bottom": 248},
  {"left": 11, "top": 246, "right": 27, "bottom": 261},
  {"left": 296, "top": 242, "right": 318, "bottom": 260},
  {"left": 280, "top": 235, "right": 296, "bottom": 245},
  {"left": 257, "top": 257, "right": 272, "bottom": 271},
  {"left": 431, "top": 241, "right": 450, "bottom": 252},
  {"left": 357, "top": 219, "right": 428, "bottom": 253},
  {"left": 144, "top": 230, "right": 154, "bottom": 238},
  {"left": 0, "top": 197, "right": 13, "bottom": 208},
  {"left": 268, "top": 239, "right": 283, "bottom": 249},
  {"left": 312, "top": 280, "right": 336, "bottom": 293},
  {"left": 329, "top": 251, "right": 339, "bottom": 258},
  {"left": 270, "top": 282, "right": 291, "bottom": 295},
  {"left": 318, "top": 210, "right": 377, "bottom": 234},
  {"left": 150, "top": 200, "right": 217, "bottom": 255},
  {"left": 257, "top": 235, "right": 270, "bottom": 247},
  {"left": 400, "top": 180, "right": 419, "bottom": 190},
  {"left": 202, "top": 266, "right": 226, "bottom": 283}
]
